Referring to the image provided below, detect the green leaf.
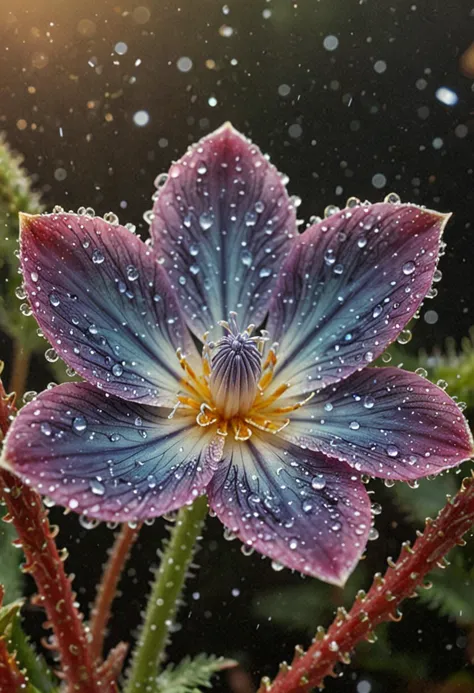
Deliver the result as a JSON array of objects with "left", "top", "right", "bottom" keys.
[
  {"left": 0, "top": 133, "right": 44, "bottom": 350},
  {"left": 0, "top": 512, "right": 24, "bottom": 603},
  {"left": 10, "top": 615, "right": 58, "bottom": 692},
  {"left": 418, "top": 549, "right": 474, "bottom": 624},
  {"left": 154, "top": 654, "right": 236, "bottom": 693},
  {"left": 253, "top": 564, "right": 367, "bottom": 635},
  {"left": 0, "top": 599, "right": 23, "bottom": 633},
  {"left": 389, "top": 471, "right": 459, "bottom": 525}
]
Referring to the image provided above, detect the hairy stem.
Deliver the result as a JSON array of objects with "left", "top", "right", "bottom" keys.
[
  {"left": 0, "top": 373, "right": 107, "bottom": 693},
  {"left": 124, "top": 497, "right": 208, "bottom": 692},
  {"left": 262, "top": 473, "right": 474, "bottom": 693},
  {"left": 8, "top": 341, "right": 31, "bottom": 402},
  {"left": 90, "top": 522, "right": 142, "bottom": 661}
]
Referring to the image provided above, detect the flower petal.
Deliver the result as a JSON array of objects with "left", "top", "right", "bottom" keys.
[
  {"left": 20, "top": 212, "right": 197, "bottom": 405},
  {"left": 267, "top": 203, "right": 449, "bottom": 395},
  {"left": 282, "top": 367, "right": 473, "bottom": 480},
  {"left": 207, "top": 432, "right": 370, "bottom": 585},
  {"left": 150, "top": 123, "right": 296, "bottom": 337},
  {"left": 1, "top": 382, "right": 223, "bottom": 521}
]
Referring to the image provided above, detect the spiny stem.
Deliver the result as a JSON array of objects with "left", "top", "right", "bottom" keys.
[
  {"left": 263, "top": 474, "right": 474, "bottom": 693},
  {"left": 8, "top": 340, "right": 31, "bottom": 402},
  {"left": 90, "top": 522, "right": 142, "bottom": 661},
  {"left": 0, "top": 374, "right": 107, "bottom": 693},
  {"left": 124, "top": 496, "right": 208, "bottom": 692}
]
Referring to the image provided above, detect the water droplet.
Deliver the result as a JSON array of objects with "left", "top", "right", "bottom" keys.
[
  {"left": 72, "top": 416, "right": 87, "bottom": 433},
  {"left": 302, "top": 500, "right": 313, "bottom": 513},
  {"left": 271, "top": 560, "right": 284, "bottom": 572},
  {"left": 288, "top": 537, "right": 299, "bottom": 550},
  {"left": 402, "top": 261, "right": 416, "bottom": 275},
  {"left": 79, "top": 515, "right": 99, "bottom": 530},
  {"left": 349, "top": 421, "right": 360, "bottom": 430},
  {"left": 324, "top": 402, "right": 333, "bottom": 412},
  {"left": 415, "top": 367, "right": 428, "bottom": 377},
  {"left": 397, "top": 329, "right": 412, "bottom": 345},
  {"left": 311, "top": 475, "right": 326, "bottom": 491},
  {"left": 386, "top": 445, "right": 399, "bottom": 458},
  {"left": 126, "top": 265, "right": 139, "bottom": 281},
  {"left": 45, "top": 348, "right": 59, "bottom": 363},
  {"left": 241, "top": 250, "right": 252, "bottom": 267},
  {"left": 112, "top": 363, "right": 124, "bottom": 377},
  {"left": 104, "top": 212, "right": 119, "bottom": 225},
  {"left": 154, "top": 172, "right": 168, "bottom": 189},
  {"left": 30, "top": 271, "right": 39, "bottom": 282},
  {"left": 324, "top": 249, "right": 336, "bottom": 266},
  {"left": 40, "top": 422, "right": 52, "bottom": 436},
  {"left": 331, "top": 521, "right": 342, "bottom": 532},
  {"left": 190, "top": 244, "right": 199, "bottom": 257},
  {"left": 199, "top": 211, "right": 214, "bottom": 230},
  {"left": 49, "top": 292, "right": 60, "bottom": 307},
  {"left": 372, "top": 305, "right": 383, "bottom": 319},
  {"left": 244, "top": 210, "right": 258, "bottom": 227},
  {"left": 363, "top": 395, "right": 375, "bottom": 409},
  {"left": 384, "top": 192, "right": 401, "bottom": 204},
  {"left": 368, "top": 527, "right": 379, "bottom": 541},
  {"left": 259, "top": 268, "right": 271, "bottom": 278},
  {"left": 92, "top": 249, "right": 105, "bottom": 264}
]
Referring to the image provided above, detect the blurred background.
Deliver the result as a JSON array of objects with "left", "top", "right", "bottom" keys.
[{"left": 0, "top": 1, "right": 474, "bottom": 692}]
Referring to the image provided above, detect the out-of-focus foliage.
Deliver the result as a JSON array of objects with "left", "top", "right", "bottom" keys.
[
  {"left": 356, "top": 623, "right": 429, "bottom": 680},
  {"left": 0, "top": 509, "right": 24, "bottom": 603},
  {"left": 418, "top": 549, "right": 474, "bottom": 625},
  {"left": 154, "top": 654, "right": 236, "bottom": 693},
  {"left": 253, "top": 566, "right": 367, "bottom": 635},
  {"left": 0, "top": 134, "right": 43, "bottom": 352},
  {"left": 391, "top": 471, "right": 459, "bottom": 525}
]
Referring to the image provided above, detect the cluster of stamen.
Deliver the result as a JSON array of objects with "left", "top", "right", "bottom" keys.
[{"left": 172, "top": 312, "right": 312, "bottom": 441}]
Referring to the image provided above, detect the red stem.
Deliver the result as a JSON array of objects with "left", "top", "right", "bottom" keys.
[
  {"left": 0, "top": 585, "right": 27, "bottom": 693},
  {"left": 90, "top": 522, "right": 141, "bottom": 661},
  {"left": 0, "top": 377, "right": 109, "bottom": 692},
  {"left": 263, "top": 475, "right": 474, "bottom": 693}
]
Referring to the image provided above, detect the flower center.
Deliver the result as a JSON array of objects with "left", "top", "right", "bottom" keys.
[{"left": 173, "top": 312, "right": 312, "bottom": 441}]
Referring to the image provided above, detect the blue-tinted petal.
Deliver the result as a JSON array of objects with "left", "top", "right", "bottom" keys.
[
  {"left": 20, "top": 212, "right": 197, "bottom": 405},
  {"left": 207, "top": 432, "right": 370, "bottom": 585},
  {"left": 1, "top": 382, "right": 222, "bottom": 521},
  {"left": 280, "top": 367, "right": 473, "bottom": 480},
  {"left": 267, "top": 203, "right": 449, "bottom": 396},
  {"left": 150, "top": 123, "right": 296, "bottom": 337}
]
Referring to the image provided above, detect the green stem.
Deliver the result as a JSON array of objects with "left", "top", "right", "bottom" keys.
[{"left": 124, "top": 495, "right": 208, "bottom": 692}]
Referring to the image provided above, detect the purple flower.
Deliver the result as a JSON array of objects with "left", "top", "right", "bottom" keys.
[{"left": 2, "top": 123, "right": 472, "bottom": 585}]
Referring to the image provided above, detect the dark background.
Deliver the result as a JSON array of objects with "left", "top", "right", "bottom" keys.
[{"left": 0, "top": 1, "right": 473, "bottom": 691}]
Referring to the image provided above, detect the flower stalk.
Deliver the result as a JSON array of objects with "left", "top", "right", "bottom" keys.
[
  {"left": 261, "top": 472, "right": 474, "bottom": 693},
  {"left": 90, "top": 522, "right": 142, "bottom": 661},
  {"left": 124, "top": 496, "right": 208, "bottom": 692}
]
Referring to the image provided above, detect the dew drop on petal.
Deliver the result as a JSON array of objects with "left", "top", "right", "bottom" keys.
[
  {"left": 72, "top": 416, "right": 87, "bottom": 433},
  {"left": 311, "top": 475, "right": 326, "bottom": 491},
  {"left": 402, "top": 261, "right": 416, "bottom": 275}
]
